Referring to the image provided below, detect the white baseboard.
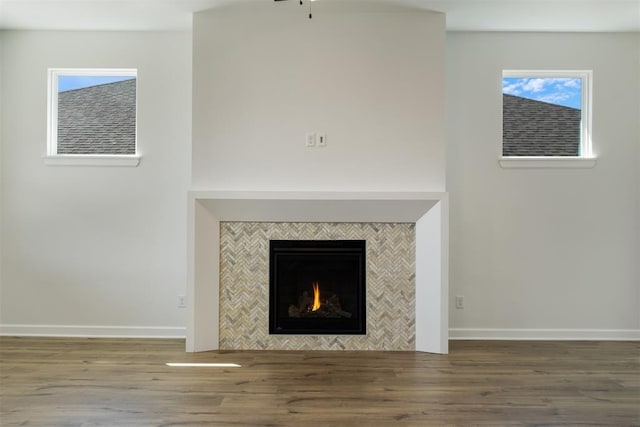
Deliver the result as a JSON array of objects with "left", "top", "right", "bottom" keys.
[
  {"left": 449, "top": 328, "right": 640, "bottom": 341},
  {"left": 2, "top": 325, "right": 637, "bottom": 341},
  {"left": 0, "top": 324, "right": 186, "bottom": 338}
]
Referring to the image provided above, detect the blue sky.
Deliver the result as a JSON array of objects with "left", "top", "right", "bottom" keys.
[
  {"left": 58, "top": 76, "right": 135, "bottom": 92},
  {"left": 502, "top": 77, "right": 582, "bottom": 109}
]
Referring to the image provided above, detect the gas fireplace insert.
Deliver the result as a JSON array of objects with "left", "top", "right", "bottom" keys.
[{"left": 269, "top": 240, "right": 366, "bottom": 335}]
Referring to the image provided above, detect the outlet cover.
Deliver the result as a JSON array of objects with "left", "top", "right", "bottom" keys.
[{"left": 305, "top": 132, "right": 316, "bottom": 147}]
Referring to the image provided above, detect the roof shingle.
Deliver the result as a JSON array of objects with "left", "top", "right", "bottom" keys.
[
  {"left": 57, "top": 79, "right": 136, "bottom": 155},
  {"left": 503, "top": 94, "right": 581, "bottom": 157}
]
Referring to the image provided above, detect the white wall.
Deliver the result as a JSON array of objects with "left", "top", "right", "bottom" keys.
[
  {"left": 0, "top": 31, "right": 191, "bottom": 336},
  {"left": 3, "top": 20, "right": 636, "bottom": 341},
  {"left": 192, "top": 2, "right": 446, "bottom": 192},
  {"left": 0, "top": 32, "right": 4, "bottom": 322},
  {"left": 447, "top": 32, "right": 640, "bottom": 339}
]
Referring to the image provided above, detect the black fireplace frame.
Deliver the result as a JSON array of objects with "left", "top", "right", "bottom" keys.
[{"left": 269, "top": 240, "right": 367, "bottom": 335}]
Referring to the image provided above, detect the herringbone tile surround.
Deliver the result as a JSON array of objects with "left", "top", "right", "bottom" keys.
[{"left": 219, "top": 222, "right": 415, "bottom": 350}]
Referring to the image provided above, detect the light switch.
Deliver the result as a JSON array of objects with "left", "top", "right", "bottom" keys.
[{"left": 317, "top": 133, "right": 327, "bottom": 147}]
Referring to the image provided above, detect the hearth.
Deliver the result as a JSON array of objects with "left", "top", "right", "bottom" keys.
[{"left": 269, "top": 240, "right": 366, "bottom": 335}]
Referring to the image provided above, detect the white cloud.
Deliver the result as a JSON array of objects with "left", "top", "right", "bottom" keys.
[
  {"left": 563, "top": 78, "right": 581, "bottom": 88},
  {"left": 537, "top": 92, "right": 572, "bottom": 104},
  {"left": 522, "top": 78, "right": 548, "bottom": 93},
  {"left": 503, "top": 82, "right": 522, "bottom": 95}
]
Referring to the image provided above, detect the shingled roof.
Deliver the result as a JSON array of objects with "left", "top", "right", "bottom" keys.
[
  {"left": 503, "top": 94, "right": 581, "bottom": 156},
  {"left": 57, "top": 79, "right": 136, "bottom": 155}
]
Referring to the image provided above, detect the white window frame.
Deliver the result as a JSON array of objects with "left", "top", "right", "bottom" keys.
[
  {"left": 500, "top": 69, "right": 595, "bottom": 169},
  {"left": 45, "top": 68, "right": 140, "bottom": 166}
]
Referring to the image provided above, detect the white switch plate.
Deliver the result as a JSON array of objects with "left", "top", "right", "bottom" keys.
[
  {"left": 317, "top": 133, "right": 327, "bottom": 147},
  {"left": 305, "top": 132, "right": 316, "bottom": 147}
]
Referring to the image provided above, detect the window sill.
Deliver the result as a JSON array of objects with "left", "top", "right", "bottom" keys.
[
  {"left": 499, "top": 157, "right": 597, "bottom": 169},
  {"left": 43, "top": 155, "right": 141, "bottom": 167}
]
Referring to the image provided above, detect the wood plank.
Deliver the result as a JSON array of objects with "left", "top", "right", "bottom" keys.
[{"left": 1, "top": 337, "right": 638, "bottom": 425}]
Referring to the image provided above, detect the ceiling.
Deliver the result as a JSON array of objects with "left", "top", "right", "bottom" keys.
[{"left": 0, "top": 0, "right": 638, "bottom": 32}]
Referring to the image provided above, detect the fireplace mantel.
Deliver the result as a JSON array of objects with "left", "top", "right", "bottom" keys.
[{"left": 187, "top": 191, "right": 449, "bottom": 353}]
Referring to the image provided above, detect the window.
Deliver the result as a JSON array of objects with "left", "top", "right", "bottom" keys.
[
  {"left": 501, "top": 70, "right": 594, "bottom": 168},
  {"left": 46, "top": 68, "right": 140, "bottom": 166}
]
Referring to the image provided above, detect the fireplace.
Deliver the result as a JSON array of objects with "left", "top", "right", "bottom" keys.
[
  {"left": 269, "top": 240, "right": 367, "bottom": 335},
  {"left": 187, "top": 192, "right": 449, "bottom": 353}
]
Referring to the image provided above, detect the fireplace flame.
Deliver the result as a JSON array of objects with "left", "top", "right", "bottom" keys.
[{"left": 311, "top": 281, "right": 321, "bottom": 311}]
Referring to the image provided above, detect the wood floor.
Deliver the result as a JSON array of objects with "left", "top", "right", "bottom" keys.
[{"left": 1, "top": 337, "right": 638, "bottom": 426}]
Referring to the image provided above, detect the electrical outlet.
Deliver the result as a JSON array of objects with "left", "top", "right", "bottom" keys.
[
  {"left": 178, "top": 294, "right": 186, "bottom": 308},
  {"left": 305, "top": 132, "right": 316, "bottom": 147},
  {"left": 455, "top": 295, "right": 464, "bottom": 309}
]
